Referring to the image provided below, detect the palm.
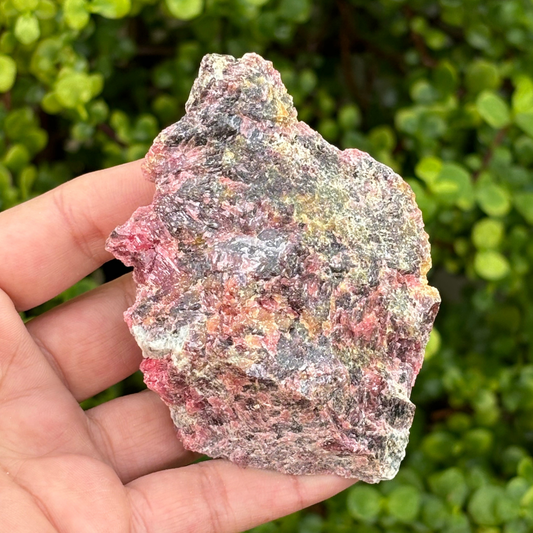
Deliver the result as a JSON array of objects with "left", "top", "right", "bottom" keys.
[{"left": 0, "top": 161, "right": 353, "bottom": 532}]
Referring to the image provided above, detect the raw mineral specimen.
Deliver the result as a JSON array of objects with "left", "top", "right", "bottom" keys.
[{"left": 106, "top": 53, "right": 440, "bottom": 482}]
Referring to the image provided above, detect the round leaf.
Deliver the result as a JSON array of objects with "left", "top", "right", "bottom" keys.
[
  {"left": 0, "top": 55, "right": 17, "bottom": 92},
  {"left": 476, "top": 91, "right": 511, "bottom": 129},
  {"left": 468, "top": 485, "right": 505, "bottom": 526},
  {"left": 35, "top": 0, "right": 58, "bottom": 19},
  {"left": 90, "top": 0, "right": 131, "bottom": 19},
  {"left": 13, "top": 0, "right": 39, "bottom": 10},
  {"left": 428, "top": 467, "right": 469, "bottom": 507},
  {"left": 278, "top": 0, "right": 311, "bottom": 23},
  {"left": 338, "top": 104, "right": 361, "bottom": 130},
  {"left": 3, "top": 143, "right": 31, "bottom": 173},
  {"left": 514, "top": 192, "right": 533, "bottom": 224},
  {"left": 55, "top": 73, "right": 93, "bottom": 108},
  {"left": 422, "top": 495, "right": 448, "bottom": 530},
  {"left": 466, "top": 60, "right": 500, "bottom": 94},
  {"left": 415, "top": 156, "right": 442, "bottom": 185},
  {"left": 476, "top": 183, "right": 511, "bottom": 217},
  {"left": 514, "top": 136, "right": 533, "bottom": 165},
  {"left": 512, "top": 76, "right": 533, "bottom": 114},
  {"left": 64, "top": 0, "right": 90, "bottom": 30},
  {"left": 474, "top": 251, "right": 510, "bottom": 281},
  {"left": 515, "top": 111, "right": 533, "bottom": 138},
  {"left": 347, "top": 485, "right": 382, "bottom": 522},
  {"left": 14, "top": 13, "right": 40, "bottom": 45},
  {"left": 464, "top": 428, "right": 494, "bottom": 455},
  {"left": 431, "top": 162, "right": 474, "bottom": 209},
  {"left": 165, "top": 0, "right": 203, "bottom": 20},
  {"left": 387, "top": 486, "right": 421, "bottom": 523},
  {"left": 472, "top": 218, "right": 505, "bottom": 249},
  {"left": 422, "top": 431, "right": 456, "bottom": 461},
  {"left": 517, "top": 458, "right": 533, "bottom": 483}
]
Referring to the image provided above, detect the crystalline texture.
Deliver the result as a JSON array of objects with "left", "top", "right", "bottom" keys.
[{"left": 106, "top": 53, "right": 440, "bottom": 482}]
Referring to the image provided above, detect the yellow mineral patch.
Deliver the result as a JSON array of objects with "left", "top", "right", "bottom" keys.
[
  {"left": 300, "top": 309, "right": 322, "bottom": 338},
  {"left": 276, "top": 99, "right": 290, "bottom": 122}
]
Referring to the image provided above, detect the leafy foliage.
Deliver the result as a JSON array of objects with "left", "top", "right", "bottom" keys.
[{"left": 2, "top": 0, "right": 533, "bottom": 530}]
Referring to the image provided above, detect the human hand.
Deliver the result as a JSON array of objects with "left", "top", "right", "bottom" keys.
[{"left": 0, "top": 161, "right": 354, "bottom": 532}]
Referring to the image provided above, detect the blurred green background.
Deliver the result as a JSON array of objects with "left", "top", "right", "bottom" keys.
[{"left": 2, "top": 0, "right": 533, "bottom": 531}]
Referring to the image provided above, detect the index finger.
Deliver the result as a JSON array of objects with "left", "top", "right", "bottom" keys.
[{"left": 0, "top": 160, "right": 154, "bottom": 311}]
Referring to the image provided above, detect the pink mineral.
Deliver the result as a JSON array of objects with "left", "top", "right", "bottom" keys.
[{"left": 106, "top": 53, "right": 440, "bottom": 482}]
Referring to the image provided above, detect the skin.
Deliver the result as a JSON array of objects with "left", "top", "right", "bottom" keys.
[{"left": 0, "top": 160, "right": 356, "bottom": 533}]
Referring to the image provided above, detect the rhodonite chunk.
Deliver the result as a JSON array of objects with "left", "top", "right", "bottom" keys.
[{"left": 106, "top": 52, "right": 440, "bottom": 482}]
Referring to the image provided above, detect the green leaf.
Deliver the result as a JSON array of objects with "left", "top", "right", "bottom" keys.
[
  {"left": 422, "top": 431, "right": 456, "bottom": 461},
  {"left": 517, "top": 458, "right": 533, "bottom": 483},
  {"left": 18, "top": 165, "right": 37, "bottom": 200},
  {"left": 22, "top": 128, "right": 48, "bottom": 154},
  {"left": 55, "top": 72, "right": 94, "bottom": 108},
  {"left": 463, "top": 428, "right": 494, "bottom": 455},
  {"left": 5, "top": 107, "right": 35, "bottom": 140},
  {"left": 474, "top": 251, "right": 510, "bottom": 281},
  {"left": 387, "top": 486, "right": 421, "bottom": 523},
  {"left": 338, "top": 104, "right": 361, "bottom": 130},
  {"left": 410, "top": 79, "right": 438, "bottom": 104},
  {"left": 298, "top": 514, "right": 323, "bottom": 533},
  {"left": 522, "top": 486, "right": 533, "bottom": 511},
  {"left": 514, "top": 136, "right": 533, "bottom": 165},
  {"left": 64, "top": 0, "right": 90, "bottom": 30},
  {"left": 514, "top": 192, "right": 533, "bottom": 224},
  {"left": 505, "top": 520, "right": 530, "bottom": 533},
  {"left": 0, "top": 32, "right": 17, "bottom": 54},
  {"left": 429, "top": 467, "right": 469, "bottom": 507},
  {"left": 369, "top": 126, "right": 396, "bottom": 152},
  {"left": 433, "top": 60, "right": 457, "bottom": 96},
  {"left": 346, "top": 485, "right": 382, "bottom": 522},
  {"left": 476, "top": 91, "right": 511, "bottom": 129},
  {"left": 472, "top": 218, "right": 504, "bottom": 249},
  {"left": 90, "top": 0, "right": 131, "bottom": 19},
  {"left": 430, "top": 162, "right": 474, "bottom": 209},
  {"left": 476, "top": 183, "right": 511, "bottom": 217},
  {"left": 13, "top": 0, "right": 39, "bottom": 10},
  {"left": 165, "top": 0, "right": 203, "bottom": 20},
  {"left": 0, "top": 54, "right": 17, "bottom": 92},
  {"left": 415, "top": 156, "right": 442, "bottom": 185},
  {"left": 30, "top": 37, "right": 63, "bottom": 83},
  {"left": 0, "top": 163, "right": 13, "bottom": 191},
  {"left": 299, "top": 69, "right": 317, "bottom": 94},
  {"left": 468, "top": 485, "right": 505, "bottom": 526},
  {"left": 35, "top": 0, "right": 57, "bottom": 19},
  {"left": 507, "top": 477, "right": 530, "bottom": 500},
  {"left": 88, "top": 73, "right": 104, "bottom": 97},
  {"left": 418, "top": 112, "right": 446, "bottom": 139},
  {"left": 41, "top": 92, "right": 62, "bottom": 114},
  {"left": 242, "top": 0, "right": 270, "bottom": 6},
  {"left": 14, "top": 13, "right": 40, "bottom": 45},
  {"left": 425, "top": 28, "right": 448, "bottom": 50},
  {"left": 3, "top": 143, "right": 30, "bottom": 173},
  {"left": 318, "top": 118, "right": 338, "bottom": 141},
  {"left": 515, "top": 111, "right": 533, "bottom": 138},
  {"left": 466, "top": 23, "right": 492, "bottom": 50},
  {"left": 425, "top": 328, "right": 441, "bottom": 360},
  {"left": 421, "top": 496, "right": 449, "bottom": 530},
  {"left": 512, "top": 76, "right": 533, "bottom": 114},
  {"left": 395, "top": 108, "right": 420, "bottom": 135},
  {"left": 496, "top": 494, "right": 521, "bottom": 522},
  {"left": 278, "top": 0, "right": 311, "bottom": 23},
  {"left": 466, "top": 60, "right": 500, "bottom": 94}
]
